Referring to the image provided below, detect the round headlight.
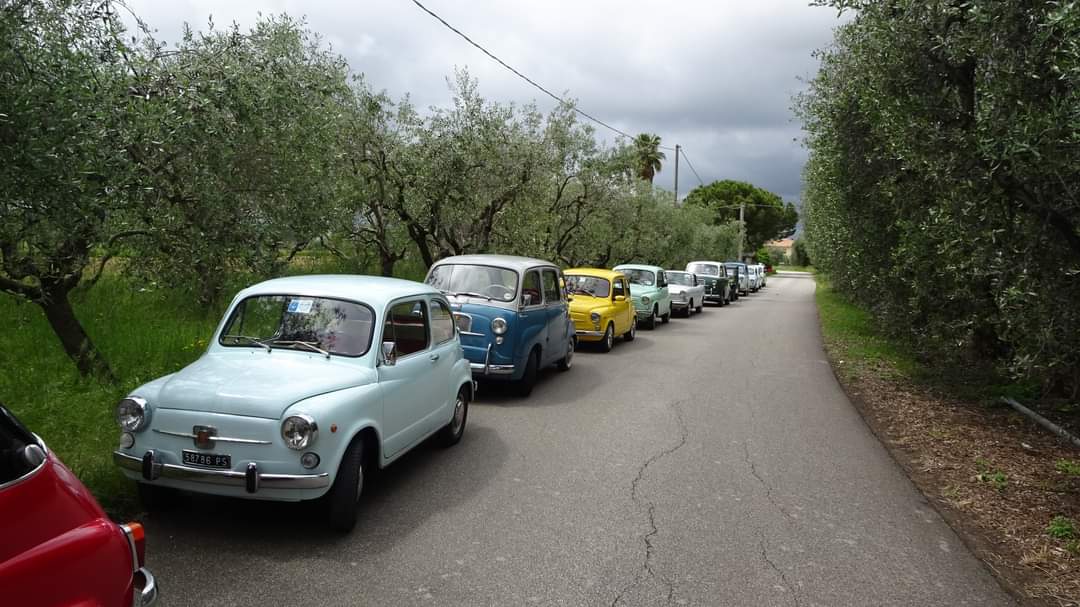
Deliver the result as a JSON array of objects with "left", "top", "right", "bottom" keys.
[
  {"left": 491, "top": 317, "right": 508, "bottom": 335},
  {"left": 590, "top": 312, "right": 601, "bottom": 323},
  {"left": 642, "top": 296, "right": 651, "bottom": 305},
  {"left": 116, "top": 397, "right": 150, "bottom": 432},
  {"left": 281, "top": 414, "right": 318, "bottom": 450}
]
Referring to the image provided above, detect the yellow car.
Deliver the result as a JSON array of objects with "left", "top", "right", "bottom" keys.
[{"left": 563, "top": 268, "right": 637, "bottom": 352}]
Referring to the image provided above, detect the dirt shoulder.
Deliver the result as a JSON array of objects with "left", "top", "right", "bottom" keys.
[{"left": 817, "top": 288, "right": 1080, "bottom": 606}]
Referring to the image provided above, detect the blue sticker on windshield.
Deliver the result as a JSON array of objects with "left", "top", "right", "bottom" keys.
[{"left": 287, "top": 299, "right": 314, "bottom": 314}]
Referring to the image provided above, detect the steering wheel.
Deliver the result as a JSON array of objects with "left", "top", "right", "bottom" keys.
[{"left": 484, "top": 284, "right": 515, "bottom": 300}]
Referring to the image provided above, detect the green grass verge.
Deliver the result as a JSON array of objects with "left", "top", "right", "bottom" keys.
[
  {"left": 814, "top": 278, "right": 918, "bottom": 382},
  {"left": 0, "top": 277, "right": 224, "bottom": 513},
  {"left": 815, "top": 277, "right": 1038, "bottom": 403}
]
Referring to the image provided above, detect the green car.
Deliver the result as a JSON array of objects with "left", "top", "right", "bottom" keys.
[{"left": 612, "top": 264, "right": 672, "bottom": 329}]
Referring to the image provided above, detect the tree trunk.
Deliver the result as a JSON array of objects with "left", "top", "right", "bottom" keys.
[
  {"left": 40, "top": 284, "right": 116, "bottom": 382},
  {"left": 380, "top": 254, "right": 396, "bottom": 277}
]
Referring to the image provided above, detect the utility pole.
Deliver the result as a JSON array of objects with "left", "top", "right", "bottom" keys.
[
  {"left": 738, "top": 201, "right": 745, "bottom": 261},
  {"left": 673, "top": 144, "right": 680, "bottom": 205}
]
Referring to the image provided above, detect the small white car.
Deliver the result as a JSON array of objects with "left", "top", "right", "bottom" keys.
[
  {"left": 113, "top": 275, "right": 474, "bottom": 531},
  {"left": 664, "top": 270, "right": 705, "bottom": 317}
]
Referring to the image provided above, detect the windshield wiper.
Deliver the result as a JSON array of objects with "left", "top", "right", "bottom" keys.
[
  {"left": 271, "top": 340, "right": 331, "bottom": 359},
  {"left": 225, "top": 335, "right": 271, "bottom": 352},
  {"left": 451, "top": 291, "right": 493, "bottom": 301}
]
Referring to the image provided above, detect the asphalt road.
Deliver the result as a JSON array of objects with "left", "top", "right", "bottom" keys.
[{"left": 143, "top": 274, "right": 1014, "bottom": 606}]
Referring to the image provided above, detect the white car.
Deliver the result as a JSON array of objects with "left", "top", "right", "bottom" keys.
[{"left": 746, "top": 266, "right": 761, "bottom": 292}]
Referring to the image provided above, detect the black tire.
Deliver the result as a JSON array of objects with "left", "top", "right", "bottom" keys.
[
  {"left": 642, "top": 308, "right": 657, "bottom": 330},
  {"left": 599, "top": 324, "right": 614, "bottom": 353},
  {"left": 695, "top": 300, "right": 704, "bottom": 314},
  {"left": 623, "top": 319, "right": 636, "bottom": 341},
  {"left": 516, "top": 349, "right": 539, "bottom": 397},
  {"left": 325, "top": 437, "right": 365, "bottom": 532},
  {"left": 661, "top": 307, "right": 670, "bottom": 324},
  {"left": 438, "top": 387, "right": 469, "bottom": 447},
  {"left": 136, "top": 482, "right": 178, "bottom": 512},
  {"left": 557, "top": 338, "right": 574, "bottom": 371}
]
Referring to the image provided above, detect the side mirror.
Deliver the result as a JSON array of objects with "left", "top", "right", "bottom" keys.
[
  {"left": 380, "top": 341, "right": 397, "bottom": 367},
  {"left": 614, "top": 295, "right": 626, "bottom": 302}
]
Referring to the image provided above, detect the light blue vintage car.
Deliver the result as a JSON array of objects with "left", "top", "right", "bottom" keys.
[
  {"left": 425, "top": 255, "right": 575, "bottom": 396},
  {"left": 612, "top": 263, "right": 673, "bottom": 329},
  {"left": 112, "top": 275, "right": 474, "bottom": 531}
]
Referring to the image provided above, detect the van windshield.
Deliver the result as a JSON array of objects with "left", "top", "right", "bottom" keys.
[{"left": 426, "top": 264, "right": 519, "bottom": 302}]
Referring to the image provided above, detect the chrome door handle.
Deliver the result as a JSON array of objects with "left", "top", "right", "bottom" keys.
[{"left": 429, "top": 354, "right": 440, "bottom": 362}]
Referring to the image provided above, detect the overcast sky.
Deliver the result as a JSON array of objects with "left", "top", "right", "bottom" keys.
[{"left": 124, "top": 0, "right": 846, "bottom": 204}]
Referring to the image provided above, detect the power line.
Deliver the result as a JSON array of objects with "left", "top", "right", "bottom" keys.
[
  {"left": 409, "top": 0, "right": 679, "bottom": 152},
  {"left": 679, "top": 148, "right": 705, "bottom": 186}
]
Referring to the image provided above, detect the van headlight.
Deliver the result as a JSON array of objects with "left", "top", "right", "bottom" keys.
[
  {"left": 281, "top": 415, "right": 318, "bottom": 450},
  {"left": 116, "top": 397, "right": 150, "bottom": 432},
  {"left": 590, "top": 312, "right": 601, "bottom": 323},
  {"left": 491, "top": 317, "right": 508, "bottom": 335},
  {"left": 641, "top": 296, "right": 651, "bottom": 305}
]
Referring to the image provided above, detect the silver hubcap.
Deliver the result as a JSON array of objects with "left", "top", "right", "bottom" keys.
[
  {"left": 631, "top": 322, "right": 635, "bottom": 338},
  {"left": 451, "top": 396, "right": 466, "bottom": 435},
  {"left": 566, "top": 340, "right": 574, "bottom": 367},
  {"left": 606, "top": 328, "right": 613, "bottom": 348}
]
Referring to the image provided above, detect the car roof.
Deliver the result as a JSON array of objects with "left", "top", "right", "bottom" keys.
[
  {"left": 666, "top": 269, "right": 692, "bottom": 274},
  {"left": 236, "top": 274, "right": 439, "bottom": 308},
  {"left": 613, "top": 263, "right": 663, "bottom": 272},
  {"left": 565, "top": 268, "right": 624, "bottom": 280},
  {"left": 687, "top": 260, "right": 723, "bottom": 265},
  {"left": 430, "top": 254, "right": 558, "bottom": 273}
]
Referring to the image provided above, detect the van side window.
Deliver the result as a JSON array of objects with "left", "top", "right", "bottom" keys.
[
  {"left": 386, "top": 300, "right": 429, "bottom": 356},
  {"left": 541, "top": 269, "right": 561, "bottom": 303},
  {"left": 521, "top": 271, "right": 542, "bottom": 306}
]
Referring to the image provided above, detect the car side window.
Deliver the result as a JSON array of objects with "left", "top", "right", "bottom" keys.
[
  {"left": 541, "top": 269, "right": 561, "bottom": 304},
  {"left": 612, "top": 279, "right": 626, "bottom": 298},
  {"left": 385, "top": 300, "right": 429, "bottom": 357},
  {"left": 657, "top": 271, "right": 667, "bottom": 288},
  {"left": 521, "top": 270, "right": 542, "bottom": 307},
  {"left": 430, "top": 299, "right": 455, "bottom": 344}
]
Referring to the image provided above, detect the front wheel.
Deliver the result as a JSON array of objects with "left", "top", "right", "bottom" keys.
[
  {"left": 642, "top": 308, "right": 657, "bottom": 330},
  {"left": 695, "top": 300, "right": 704, "bottom": 314},
  {"left": 661, "top": 307, "right": 671, "bottom": 323},
  {"left": 623, "top": 318, "right": 636, "bottom": 341},
  {"left": 438, "top": 387, "right": 469, "bottom": 447},
  {"left": 324, "top": 437, "right": 365, "bottom": 532},
  {"left": 599, "top": 324, "right": 614, "bottom": 353},
  {"left": 557, "top": 338, "right": 574, "bottom": 371}
]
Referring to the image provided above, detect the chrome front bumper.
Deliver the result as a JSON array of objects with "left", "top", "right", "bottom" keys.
[
  {"left": 114, "top": 450, "right": 329, "bottom": 493},
  {"left": 575, "top": 329, "right": 605, "bottom": 337},
  {"left": 469, "top": 343, "right": 515, "bottom": 376}
]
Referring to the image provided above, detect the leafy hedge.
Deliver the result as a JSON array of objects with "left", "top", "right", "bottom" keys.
[{"left": 798, "top": 1, "right": 1080, "bottom": 396}]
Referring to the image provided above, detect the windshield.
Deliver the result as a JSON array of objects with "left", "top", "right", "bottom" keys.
[
  {"left": 619, "top": 269, "right": 656, "bottom": 286},
  {"left": 219, "top": 295, "right": 375, "bottom": 357},
  {"left": 666, "top": 272, "right": 693, "bottom": 286},
  {"left": 565, "top": 275, "right": 610, "bottom": 298},
  {"left": 724, "top": 264, "right": 740, "bottom": 275},
  {"left": 426, "top": 264, "right": 519, "bottom": 302},
  {"left": 687, "top": 263, "right": 719, "bottom": 277}
]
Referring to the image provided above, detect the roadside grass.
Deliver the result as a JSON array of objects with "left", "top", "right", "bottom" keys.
[
  {"left": 814, "top": 279, "right": 918, "bottom": 381},
  {"left": 1, "top": 276, "right": 223, "bottom": 513}
]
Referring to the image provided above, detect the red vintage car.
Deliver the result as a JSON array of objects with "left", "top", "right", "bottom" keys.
[{"left": 0, "top": 404, "right": 157, "bottom": 606}]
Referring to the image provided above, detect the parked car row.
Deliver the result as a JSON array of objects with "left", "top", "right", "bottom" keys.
[{"left": 4, "top": 252, "right": 775, "bottom": 605}]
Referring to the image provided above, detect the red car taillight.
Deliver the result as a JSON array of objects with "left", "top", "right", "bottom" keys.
[{"left": 121, "top": 522, "right": 146, "bottom": 569}]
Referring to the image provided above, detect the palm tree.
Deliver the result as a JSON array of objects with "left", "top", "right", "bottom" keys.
[{"left": 633, "top": 133, "right": 666, "bottom": 183}]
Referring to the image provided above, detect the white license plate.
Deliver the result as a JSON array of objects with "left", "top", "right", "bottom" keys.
[{"left": 182, "top": 450, "right": 231, "bottom": 469}]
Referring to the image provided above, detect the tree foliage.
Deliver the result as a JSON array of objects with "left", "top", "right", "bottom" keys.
[
  {"left": 684, "top": 179, "right": 798, "bottom": 253},
  {"left": 799, "top": 0, "right": 1080, "bottom": 394},
  {"left": 633, "top": 133, "right": 666, "bottom": 183}
]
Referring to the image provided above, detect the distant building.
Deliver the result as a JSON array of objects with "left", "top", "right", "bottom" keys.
[{"left": 765, "top": 238, "right": 795, "bottom": 262}]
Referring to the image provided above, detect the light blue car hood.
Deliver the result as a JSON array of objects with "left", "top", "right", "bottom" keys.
[{"left": 157, "top": 351, "right": 375, "bottom": 419}]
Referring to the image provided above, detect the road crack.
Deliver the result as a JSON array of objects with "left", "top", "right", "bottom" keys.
[
  {"left": 611, "top": 400, "right": 689, "bottom": 607},
  {"left": 742, "top": 440, "right": 801, "bottom": 607}
]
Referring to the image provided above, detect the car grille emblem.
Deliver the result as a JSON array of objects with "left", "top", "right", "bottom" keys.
[{"left": 193, "top": 425, "right": 217, "bottom": 449}]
